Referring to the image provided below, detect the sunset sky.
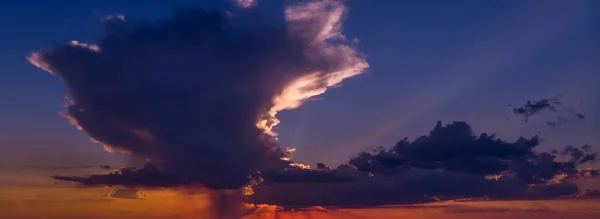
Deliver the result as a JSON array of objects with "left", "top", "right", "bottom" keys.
[
  {"left": 1, "top": 0, "right": 599, "bottom": 168},
  {"left": 0, "top": 0, "right": 599, "bottom": 218}
]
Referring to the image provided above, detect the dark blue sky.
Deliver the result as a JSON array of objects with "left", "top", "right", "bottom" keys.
[{"left": 1, "top": 0, "right": 599, "bottom": 169}]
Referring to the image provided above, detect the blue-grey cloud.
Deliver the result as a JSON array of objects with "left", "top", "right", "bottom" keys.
[
  {"left": 510, "top": 96, "right": 587, "bottom": 126},
  {"left": 512, "top": 97, "right": 561, "bottom": 122}
]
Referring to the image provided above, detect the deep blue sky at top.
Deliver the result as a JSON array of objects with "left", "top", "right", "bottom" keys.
[{"left": 0, "top": 0, "right": 599, "bottom": 169}]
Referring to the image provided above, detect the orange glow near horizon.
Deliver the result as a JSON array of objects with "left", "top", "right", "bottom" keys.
[
  {"left": 1, "top": 167, "right": 599, "bottom": 219},
  {"left": 1, "top": 184, "right": 599, "bottom": 219}
]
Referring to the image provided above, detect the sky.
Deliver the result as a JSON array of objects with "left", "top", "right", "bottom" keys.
[
  {"left": 0, "top": 0, "right": 598, "bottom": 182},
  {"left": 0, "top": 0, "right": 599, "bottom": 218},
  {"left": 2, "top": 0, "right": 598, "bottom": 170}
]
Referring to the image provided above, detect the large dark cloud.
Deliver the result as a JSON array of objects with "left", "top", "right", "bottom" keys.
[{"left": 29, "top": 0, "right": 367, "bottom": 191}]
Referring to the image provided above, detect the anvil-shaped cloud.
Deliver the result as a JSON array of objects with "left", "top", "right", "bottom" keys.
[{"left": 28, "top": 0, "right": 367, "bottom": 191}]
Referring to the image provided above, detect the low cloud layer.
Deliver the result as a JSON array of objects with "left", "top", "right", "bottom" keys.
[
  {"left": 248, "top": 121, "right": 599, "bottom": 208},
  {"left": 51, "top": 121, "right": 598, "bottom": 209},
  {"left": 53, "top": 165, "right": 184, "bottom": 188}
]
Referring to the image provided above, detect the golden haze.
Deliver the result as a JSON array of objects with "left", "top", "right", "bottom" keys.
[{"left": 1, "top": 185, "right": 599, "bottom": 219}]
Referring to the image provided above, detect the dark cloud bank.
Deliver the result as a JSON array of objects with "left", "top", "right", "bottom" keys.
[
  {"left": 28, "top": 0, "right": 598, "bottom": 213},
  {"left": 247, "top": 121, "right": 599, "bottom": 207}
]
